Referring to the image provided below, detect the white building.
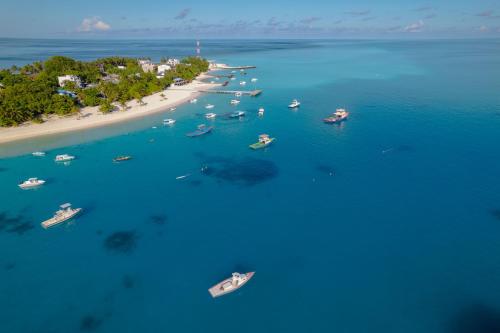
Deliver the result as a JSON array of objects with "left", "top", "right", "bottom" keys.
[
  {"left": 57, "top": 75, "right": 82, "bottom": 88},
  {"left": 117, "top": 65, "right": 126, "bottom": 70},
  {"left": 138, "top": 59, "right": 155, "bottom": 73},
  {"left": 166, "top": 58, "right": 180, "bottom": 67},
  {"left": 157, "top": 64, "right": 172, "bottom": 75}
]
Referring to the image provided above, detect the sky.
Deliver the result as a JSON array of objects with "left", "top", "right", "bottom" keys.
[{"left": 1, "top": 0, "right": 500, "bottom": 38}]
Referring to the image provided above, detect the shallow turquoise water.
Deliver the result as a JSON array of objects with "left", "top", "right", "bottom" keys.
[{"left": 1, "top": 39, "right": 500, "bottom": 333}]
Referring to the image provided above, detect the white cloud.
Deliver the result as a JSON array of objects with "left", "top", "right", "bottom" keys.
[
  {"left": 404, "top": 20, "right": 424, "bottom": 32},
  {"left": 78, "top": 17, "right": 111, "bottom": 32}
]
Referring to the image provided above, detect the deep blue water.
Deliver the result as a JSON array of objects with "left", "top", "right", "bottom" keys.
[{"left": 1, "top": 39, "right": 500, "bottom": 333}]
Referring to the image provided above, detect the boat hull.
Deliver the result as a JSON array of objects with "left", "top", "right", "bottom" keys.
[
  {"left": 186, "top": 126, "right": 214, "bottom": 137},
  {"left": 249, "top": 138, "right": 275, "bottom": 149},
  {"left": 208, "top": 272, "right": 255, "bottom": 298},
  {"left": 323, "top": 115, "right": 348, "bottom": 124}
]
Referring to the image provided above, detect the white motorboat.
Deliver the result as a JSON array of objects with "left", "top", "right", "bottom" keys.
[
  {"left": 251, "top": 78, "right": 258, "bottom": 82},
  {"left": 205, "top": 104, "right": 215, "bottom": 109},
  {"left": 205, "top": 113, "right": 217, "bottom": 119},
  {"left": 235, "top": 92, "right": 242, "bottom": 97},
  {"left": 55, "top": 154, "right": 75, "bottom": 162},
  {"left": 41, "top": 203, "right": 82, "bottom": 229},
  {"left": 190, "top": 98, "right": 198, "bottom": 104},
  {"left": 239, "top": 81, "right": 246, "bottom": 86},
  {"left": 208, "top": 272, "right": 255, "bottom": 298},
  {"left": 18, "top": 177, "right": 46, "bottom": 189},
  {"left": 258, "top": 108, "right": 265, "bottom": 115},
  {"left": 230, "top": 99, "right": 240, "bottom": 105},
  {"left": 32, "top": 151, "right": 46, "bottom": 157},
  {"left": 170, "top": 107, "right": 176, "bottom": 111},
  {"left": 163, "top": 119, "right": 176, "bottom": 125},
  {"left": 288, "top": 99, "right": 301, "bottom": 108}
]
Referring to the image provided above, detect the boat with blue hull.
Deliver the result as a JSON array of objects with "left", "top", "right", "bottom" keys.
[{"left": 186, "top": 124, "right": 214, "bottom": 137}]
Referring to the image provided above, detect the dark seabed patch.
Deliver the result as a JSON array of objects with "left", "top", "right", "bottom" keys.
[
  {"left": 4, "top": 262, "right": 16, "bottom": 270},
  {"left": 80, "top": 315, "right": 103, "bottom": 331},
  {"left": 198, "top": 155, "right": 278, "bottom": 186},
  {"left": 122, "top": 274, "right": 135, "bottom": 289},
  {"left": 189, "top": 179, "right": 203, "bottom": 187},
  {"left": 316, "top": 164, "right": 336, "bottom": 176},
  {"left": 149, "top": 214, "right": 167, "bottom": 225},
  {"left": 490, "top": 209, "right": 500, "bottom": 221},
  {"left": 0, "top": 212, "right": 34, "bottom": 235},
  {"left": 449, "top": 303, "right": 500, "bottom": 333},
  {"left": 396, "top": 144, "right": 415, "bottom": 152},
  {"left": 103, "top": 231, "right": 138, "bottom": 254}
]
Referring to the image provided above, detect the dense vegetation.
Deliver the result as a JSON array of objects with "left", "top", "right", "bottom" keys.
[{"left": 0, "top": 56, "right": 209, "bottom": 126}]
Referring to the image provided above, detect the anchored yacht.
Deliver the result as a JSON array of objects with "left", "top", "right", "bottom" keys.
[
  {"left": 41, "top": 203, "right": 82, "bottom": 229},
  {"left": 208, "top": 272, "right": 255, "bottom": 298},
  {"left": 288, "top": 99, "right": 301, "bottom": 108},
  {"left": 55, "top": 154, "right": 75, "bottom": 162},
  {"left": 19, "top": 177, "right": 45, "bottom": 189}
]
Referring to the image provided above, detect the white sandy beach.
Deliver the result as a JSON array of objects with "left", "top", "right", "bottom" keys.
[{"left": 0, "top": 75, "right": 216, "bottom": 144}]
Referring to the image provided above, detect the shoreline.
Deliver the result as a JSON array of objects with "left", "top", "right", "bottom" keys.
[{"left": 0, "top": 74, "right": 216, "bottom": 145}]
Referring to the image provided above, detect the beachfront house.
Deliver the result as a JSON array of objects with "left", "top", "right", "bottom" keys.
[
  {"left": 138, "top": 59, "right": 155, "bottom": 73},
  {"left": 157, "top": 64, "right": 172, "bottom": 76},
  {"left": 166, "top": 58, "right": 180, "bottom": 67},
  {"left": 57, "top": 75, "right": 83, "bottom": 88}
]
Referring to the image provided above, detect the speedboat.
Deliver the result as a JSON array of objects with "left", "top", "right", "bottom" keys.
[
  {"left": 55, "top": 154, "right": 75, "bottom": 162},
  {"left": 251, "top": 78, "right": 258, "bottom": 82},
  {"left": 186, "top": 124, "right": 214, "bottom": 137},
  {"left": 249, "top": 134, "right": 275, "bottom": 149},
  {"left": 32, "top": 151, "right": 46, "bottom": 157},
  {"left": 324, "top": 108, "right": 349, "bottom": 124},
  {"left": 208, "top": 272, "right": 255, "bottom": 298},
  {"left": 229, "top": 111, "right": 246, "bottom": 118},
  {"left": 240, "top": 81, "right": 246, "bottom": 86},
  {"left": 163, "top": 118, "right": 176, "bottom": 125},
  {"left": 189, "top": 98, "right": 198, "bottom": 104},
  {"left": 205, "top": 113, "right": 217, "bottom": 119},
  {"left": 113, "top": 156, "right": 132, "bottom": 162},
  {"left": 230, "top": 99, "right": 240, "bottom": 105},
  {"left": 41, "top": 203, "right": 82, "bottom": 229},
  {"left": 288, "top": 99, "right": 301, "bottom": 108},
  {"left": 205, "top": 104, "right": 215, "bottom": 109},
  {"left": 19, "top": 177, "right": 46, "bottom": 189},
  {"left": 258, "top": 108, "right": 265, "bottom": 115}
]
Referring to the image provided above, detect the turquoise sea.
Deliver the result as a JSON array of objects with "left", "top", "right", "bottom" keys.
[{"left": 1, "top": 39, "right": 500, "bottom": 333}]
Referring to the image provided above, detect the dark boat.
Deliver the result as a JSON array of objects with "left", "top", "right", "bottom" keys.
[{"left": 186, "top": 124, "right": 214, "bottom": 137}]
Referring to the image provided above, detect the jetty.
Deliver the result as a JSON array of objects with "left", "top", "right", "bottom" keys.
[{"left": 198, "top": 89, "right": 262, "bottom": 97}]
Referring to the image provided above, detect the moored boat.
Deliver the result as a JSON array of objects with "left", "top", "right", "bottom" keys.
[
  {"left": 251, "top": 78, "right": 258, "bottom": 82},
  {"left": 41, "top": 203, "right": 82, "bottom": 229},
  {"left": 229, "top": 111, "right": 245, "bottom": 118},
  {"left": 258, "top": 107, "right": 265, "bottom": 115},
  {"left": 113, "top": 155, "right": 132, "bottom": 162},
  {"left": 32, "top": 151, "right": 46, "bottom": 157},
  {"left": 186, "top": 124, "right": 214, "bottom": 137},
  {"left": 205, "top": 112, "right": 217, "bottom": 119},
  {"left": 239, "top": 81, "right": 246, "bottom": 86},
  {"left": 208, "top": 272, "right": 255, "bottom": 298},
  {"left": 323, "top": 108, "right": 349, "bottom": 124},
  {"left": 163, "top": 118, "right": 176, "bottom": 125},
  {"left": 288, "top": 99, "right": 301, "bottom": 108},
  {"left": 19, "top": 177, "right": 46, "bottom": 189},
  {"left": 189, "top": 98, "right": 198, "bottom": 104},
  {"left": 169, "top": 107, "right": 176, "bottom": 111},
  {"left": 249, "top": 134, "right": 275, "bottom": 149},
  {"left": 235, "top": 92, "right": 242, "bottom": 97},
  {"left": 205, "top": 104, "right": 215, "bottom": 109},
  {"left": 55, "top": 154, "right": 75, "bottom": 162},
  {"left": 230, "top": 99, "right": 240, "bottom": 105}
]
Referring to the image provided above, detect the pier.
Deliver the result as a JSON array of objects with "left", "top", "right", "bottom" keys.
[{"left": 197, "top": 89, "right": 262, "bottom": 97}]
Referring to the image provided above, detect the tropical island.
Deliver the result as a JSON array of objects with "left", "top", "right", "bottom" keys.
[
  {"left": 0, "top": 55, "right": 209, "bottom": 126},
  {"left": 0, "top": 55, "right": 212, "bottom": 143}
]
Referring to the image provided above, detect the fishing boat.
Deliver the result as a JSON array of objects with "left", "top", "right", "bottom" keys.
[
  {"left": 32, "top": 151, "right": 46, "bottom": 157},
  {"left": 258, "top": 108, "right": 265, "bottom": 115},
  {"left": 186, "top": 124, "right": 214, "bottom": 137},
  {"left": 251, "top": 78, "right": 258, "bottom": 82},
  {"left": 189, "top": 98, "right": 198, "bottom": 104},
  {"left": 230, "top": 99, "right": 240, "bottom": 105},
  {"left": 323, "top": 108, "right": 349, "bottom": 124},
  {"left": 229, "top": 111, "right": 245, "bottom": 118},
  {"left": 163, "top": 118, "right": 176, "bottom": 125},
  {"left": 205, "top": 113, "right": 217, "bottom": 119},
  {"left": 18, "top": 177, "right": 46, "bottom": 189},
  {"left": 288, "top": 99, "right": 301, "bottom": 108},
  {"left": 205, "top": 104, "right": 215, "bottom": 109},
  {"left": 54, "top": 154, "right": 75, "bottom": 162},
  {"left": 113, "top": 156, "right": 132, "bottom": 162},
  {"left": 249, "top": 134, "right": 275, "bottom": 149},
  {"left": 41, "top": 203, "right": 82, "bottom": 229},
  {"left": 240, "top": 81, "right": 246, "bottom": 86},
  {"left": 208, "top": 272, "right": 255, "bottom": 298}
]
